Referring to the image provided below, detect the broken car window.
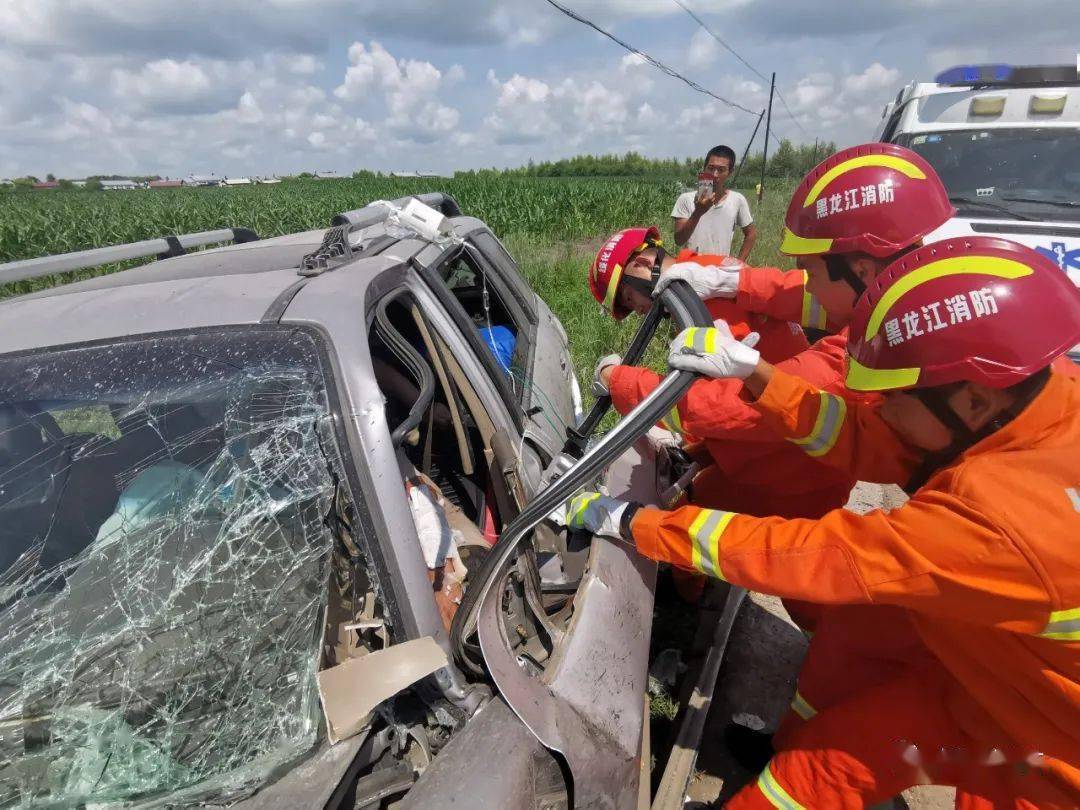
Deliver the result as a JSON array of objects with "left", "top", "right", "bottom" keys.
[{"left": 0, "top": 329, "right": 341, "bottom": 806}]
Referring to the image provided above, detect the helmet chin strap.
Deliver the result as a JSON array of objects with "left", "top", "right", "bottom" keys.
[
  {"left": 824, "top": 253, "right": 867, "bottom": 297},
  {"left": 903, "top": 372, "right": 1049, "bottom": 492},
  {"left": 620, "top": 246, "right": 667, "bottom": 299}
]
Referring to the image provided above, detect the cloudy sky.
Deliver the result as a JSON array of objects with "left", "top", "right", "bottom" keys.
[{"left": 2, "top": 0, "right": 1078, "bottom": 178}]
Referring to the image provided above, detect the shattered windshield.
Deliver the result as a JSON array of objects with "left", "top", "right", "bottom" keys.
[{"left": 0, "top": 329, "right": 339, "bottom": 806}]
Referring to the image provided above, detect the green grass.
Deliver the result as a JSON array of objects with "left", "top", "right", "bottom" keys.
[
  {"left": 504, "top": 181, "right": 798, "bottom": 391},
  {"left": 0, "top": 175, "right": 797, "bottom": 389}
]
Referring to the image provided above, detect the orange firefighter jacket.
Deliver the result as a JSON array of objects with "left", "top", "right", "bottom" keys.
[
  {"left": 754, "top": 357, "right": 1080, "bottom": 488},
  {"left": 607, "top": 264, "right": 858, "bottom": 516},
  {"left": 609, "top": 264, "right": 864, "bottom": 444},
  {"left": 631, "top": 369, "right": 1080, "bottom": 791}
]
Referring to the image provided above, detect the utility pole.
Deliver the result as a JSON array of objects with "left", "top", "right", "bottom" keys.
[
  {"left": 757, "top": 71, "right": 776, "bottom": 203},
  {"left": 731, "top": 108, "right": 765, "bottom": 187}
]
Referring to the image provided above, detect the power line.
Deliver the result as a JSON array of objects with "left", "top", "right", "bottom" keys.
[
  {"left": 672, "top": 0, "right": 809, "bottom": 139},
  {"left": 542, "top": 0, "right": 758, "bottom": 117}
]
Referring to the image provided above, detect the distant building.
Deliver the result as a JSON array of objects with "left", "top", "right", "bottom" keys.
[
  {"left": 222, "top": 177, "right": 252, "bottom": 186},
  {"left": 100, "top": 179, "right": 138, "bottom": 191},
  {"left": 389, "top": 171, "right": 447, "bottom": 179},
  {"left": 71, "top": 179, "right": 87, "bottom": 187},
  {"left": 314, "top": 171, "right": 345, "bottom": 180},
  {"left": 33, "top": 181, "right": 60, "bottom": 190},
  {"left": 256, "top": 176, "right": 282, "bottom": 184},
  {"left": 149, "top": 179, "right": 183, "bottom": 189},
  {"left": 184, "top": 174, "right": 220, "bottom": 187}
]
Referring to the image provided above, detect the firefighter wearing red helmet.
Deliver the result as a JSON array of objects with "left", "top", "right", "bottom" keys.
[
  {"left": 594, "top": 144, "right": 958, "bottom": 517},
  {"left": 566, "top": 237, "right": 1080, "bottom": 807},
  {"left": 587, "top": 226, "right": 665, "bottom": 320},
  {"left": 586, "top": 224, "right": 843, "bottom": 614}
]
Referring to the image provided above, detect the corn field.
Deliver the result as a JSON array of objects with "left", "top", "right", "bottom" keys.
[
  {"left": 0, "top": 176, "right": 797, "bottom": 387},
  {"left": 0, "top": 176, "right": 688, "bottom": 263}
]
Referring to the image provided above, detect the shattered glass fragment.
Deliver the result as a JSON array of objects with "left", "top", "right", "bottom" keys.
[{"left": 0, "top": 329, "right": 344, "bottom": 806}]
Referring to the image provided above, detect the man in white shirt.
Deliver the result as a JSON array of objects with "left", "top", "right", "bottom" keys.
[{"left": 673, "top": 144, "right": 757, "bottom": 260}]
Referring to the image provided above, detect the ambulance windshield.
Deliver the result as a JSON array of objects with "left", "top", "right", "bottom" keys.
[{"left": 901, "top": 128, "right": 1080, "bottom": 222}]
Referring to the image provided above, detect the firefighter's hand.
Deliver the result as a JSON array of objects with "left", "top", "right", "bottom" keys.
[
  {"left": 566, "top": 491, "right": 629, "bottom": 541},
  {"left": 668, "top": 324, "right": 760, "bottom": 380},
  {"left": 653, "top": 258, "right": 744, "bottom": 300},
  {"left": 592, "top": 353, "right": 622, "bottom": 397}
]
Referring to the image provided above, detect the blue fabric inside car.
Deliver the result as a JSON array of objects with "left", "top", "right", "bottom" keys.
[{"left": 479, "top": 325, "right": 515, "bottom": 375}]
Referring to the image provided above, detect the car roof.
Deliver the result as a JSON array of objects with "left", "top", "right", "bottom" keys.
[{"left": 0, "top": 220, "right": 455, "bottom": 356}]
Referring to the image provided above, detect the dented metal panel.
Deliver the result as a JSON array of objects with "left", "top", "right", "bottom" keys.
[{"left": 399, "top": 697, "right": 567, "bottom": 810}]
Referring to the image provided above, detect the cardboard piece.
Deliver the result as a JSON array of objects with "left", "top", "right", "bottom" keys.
[{"left": 316, "top": 636, "right": 449, "bottom": 744}]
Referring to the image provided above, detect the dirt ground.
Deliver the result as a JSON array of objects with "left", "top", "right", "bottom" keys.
[{"left": 682, "top": 483, "right": 955, "bottom": 808}]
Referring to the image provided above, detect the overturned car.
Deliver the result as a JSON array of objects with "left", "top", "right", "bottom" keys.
[{"left": 0, "top": 195, "right": 715, "bottom": 808}]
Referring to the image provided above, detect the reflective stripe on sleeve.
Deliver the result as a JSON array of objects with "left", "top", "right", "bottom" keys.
[
  {"left": 756, "top": 762, "right": 807, "bottom": 810},
  {"left": 788, "top": 391, "right": 847, "bottom": 457},
  {"left": 799, "top": 273, "right": 828, "bottom": 330},
  {"left": 790, "top": 690, "right": 816, "bottom": 721},
  {"left": 688, "top": 508, "right": 733, "bottom": 580},
  {"left": 1041, "top": 607, "right": 1080, "bottom": 641},
  {"left": 660, "top": 404, "right": 684, "bottom": 435}
]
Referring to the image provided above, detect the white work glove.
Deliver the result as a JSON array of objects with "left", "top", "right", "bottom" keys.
[
  {"left": 592, "top": 353, "right": 622, "bottom": 397},
  {"left": 565, "top": 491, "right": 630, "bottom": 540},
  {"left": 668, "top": 323, "right": 761, "bottom": 380},
  {"left": 653, "top": 258, "right": 745, "bottom": 300}
]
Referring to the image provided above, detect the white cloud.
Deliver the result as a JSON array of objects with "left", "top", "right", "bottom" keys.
[
  {"left": 112, "top": 59, "right": 213, "bottom": 108},
  {"left": 687, "top": 28, "right": 719, "bottom": 69},
  {"left": 445, "top": 63, "right": 466, "bottom": 84},
  {"left": 333, "top": 40, "right": 461, "bottom": 140},
  {"left": 236, "top": 91, "right": 264, "bottom": 124},
  {"left": 4, "top": 0, "right": 1079, "bottom": 178},
  {"left": 843, "top": 62, "right": 901, "bottom": 94},
  {"left": 283, "top": 53, "right": 322, "bottom": 75}
]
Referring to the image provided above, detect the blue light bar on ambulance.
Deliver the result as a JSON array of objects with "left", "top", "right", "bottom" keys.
[
  {"left": 935, "top": 64, "right": 1012, "bottom": 85},
  {"left": 935, "top": 63, "right": 1080, "bottom": 87}
]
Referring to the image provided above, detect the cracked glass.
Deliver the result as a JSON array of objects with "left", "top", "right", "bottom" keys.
[{"left": 0, "top": 328, "right": 341, "bottom": 806}]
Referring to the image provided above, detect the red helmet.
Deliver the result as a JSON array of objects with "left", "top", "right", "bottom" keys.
[
  {"left": 589, "top": 226, "right": 662, "bottom": 319},
  {"left": 846, "top": 236, "right": 1080, "bottom": 392},
  {"left": 780, "top": 143, "right": 954, "bottom": 258}
]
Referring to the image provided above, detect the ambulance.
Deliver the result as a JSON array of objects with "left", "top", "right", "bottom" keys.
[{"left": 875, "top": 63, "right": 1080, "bottom": 292}]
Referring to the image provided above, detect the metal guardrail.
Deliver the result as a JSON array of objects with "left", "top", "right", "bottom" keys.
[
  {"left": 0, "top": 192, "right": 462, "bottom": 290},
  {"left": 0, "top": 227, "right": 259, "bottom": 286}
]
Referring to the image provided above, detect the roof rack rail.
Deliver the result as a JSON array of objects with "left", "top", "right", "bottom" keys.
[
  {"left": 331, "top": 192, "right": 462, "bottom": 229},
  {"left": 0, "top": 227, "right": 259, "bottom": 286}
]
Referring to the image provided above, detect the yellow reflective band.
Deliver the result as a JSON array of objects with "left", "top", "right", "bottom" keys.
[
  {"left": 660, "top": 404, "right": 684, "bottom": 436},
  {"left": 568, "top": 493, "right": 600, "bottom": 529},
  {"left": 790, "top": 690, "right": 817, "bottom": 721},
  {"left": 803, "top": 154, "right": 927, "bottom": 207},
  {"left": 788, "top": 392, "right": 846, "bottom": 457},
  {"left": 602, "top": 263, "right": 624, "bottom": 313},
  {"left": 845, "top": 356, "right": 920, "bottom": 392},
  {"left": 1041, "top": 606, "right": 1080, "bottom": 641},
  {"left": 800, "top": 289, "right": 828, "bottom": 330},
  {"left": 688, "top": 509, "right": 732, "bottom": 580},
  {"left": 864, "top": 256, "right": 1035, "bottom": 341},
  {"left": 681, "top": 326, "right": 719, "bottom": 353},
  {"left": 780, "top": 227, "right": 832, "bottom": 256},
  {"left": 756, "top": 762, "right": 806, "bottom": 810}
]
